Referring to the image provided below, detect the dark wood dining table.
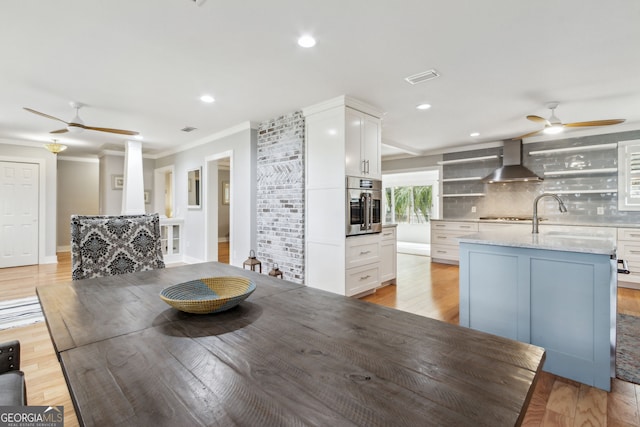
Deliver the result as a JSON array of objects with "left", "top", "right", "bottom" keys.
[{"left": 37, "top": 262, "right": 545, "bottom": 426}]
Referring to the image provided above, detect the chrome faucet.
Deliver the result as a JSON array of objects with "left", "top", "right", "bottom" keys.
[{"left": 532, "top": 193, "right": 567, "bottom": 234}]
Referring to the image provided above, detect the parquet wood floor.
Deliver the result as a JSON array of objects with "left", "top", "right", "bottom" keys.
[
  {"left": 1, "top": 249, "right": 640, "bottom": 426},
  {"left": 363, "top": 254, "right": 640, "bottom": 427}
]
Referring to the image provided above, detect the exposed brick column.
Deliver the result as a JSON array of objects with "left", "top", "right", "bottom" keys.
[{"left": 256, "top": 111, "right": 305, "bottom": 283}]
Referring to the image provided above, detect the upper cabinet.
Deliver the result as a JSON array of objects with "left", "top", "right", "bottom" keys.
[
  {"left": 618, "top": 139, "right": 640, "bottom": 211},
  {"left": 345, "top": 107, "right": 381, "bottom": 179}
]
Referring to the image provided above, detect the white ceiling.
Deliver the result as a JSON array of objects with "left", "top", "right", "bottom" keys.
[{"left": 2, "top": 0, "right": 640, "bottom": 158}]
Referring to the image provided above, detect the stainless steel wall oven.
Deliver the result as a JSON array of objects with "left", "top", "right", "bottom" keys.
[{"left": 346, "top": 176, "right": 382, "bottom": 236}]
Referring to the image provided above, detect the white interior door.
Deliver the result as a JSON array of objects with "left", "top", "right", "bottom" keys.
[{"left": 0, "top": 161, "right": 39, "bottom": 267}]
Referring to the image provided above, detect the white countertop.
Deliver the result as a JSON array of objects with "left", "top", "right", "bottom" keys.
[
  {"left": 431, "top": 218, "right": 640, "bottom": 229},
  {"left": 458, "top": 230, "right": 616, "bottom": 256}
]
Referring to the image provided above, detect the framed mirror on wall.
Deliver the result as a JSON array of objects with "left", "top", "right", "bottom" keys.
[{"left": 187, "top": 167, "right": 202, "bottom": 209}]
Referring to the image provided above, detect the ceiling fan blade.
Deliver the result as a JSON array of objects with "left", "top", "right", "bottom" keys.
[
  {"left": 512, "top": 129, "right": 544, "bottom": 140},
  {"left": 82, "top": 125, "right": 140, "bottom": 136},
  {"left": 50, "top": 128, "right": 69, "bottom": 134},
  {"left": 563, "top": 119, "right": 626, "bottom": 128},
  {"left": 24, "top": 107, "right": 69, "bottom": 124},
  {"left": 526, "top": 115, "right": 549, "bottom": 125}
]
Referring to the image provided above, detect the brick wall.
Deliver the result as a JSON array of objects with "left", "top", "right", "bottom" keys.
[{"left": 256, "top": 111, "right": 305, "bottom": 283}]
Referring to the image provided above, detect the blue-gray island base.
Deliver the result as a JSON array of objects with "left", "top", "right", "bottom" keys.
[{"left": 459, "top": 231, "right": 617, "bottom": 391}]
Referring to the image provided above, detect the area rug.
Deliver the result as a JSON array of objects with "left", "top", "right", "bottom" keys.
[
  {"left": 617, "top": 313, "right": 640, "bottom": 384},
  {"left": 0, "top": 296, "right": 44, "bottom": 331}
]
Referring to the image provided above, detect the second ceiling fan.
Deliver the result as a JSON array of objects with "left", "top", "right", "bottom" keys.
[
  {"left": 513, "top": 102, "right": 625, "bottom": 139},
  {"left": 24, "top": 102, "right": 139, "bottom": 136}
]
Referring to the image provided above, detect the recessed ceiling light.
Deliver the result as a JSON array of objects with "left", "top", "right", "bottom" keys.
[
  {"left": 470, "top": 132, "right": 480, "bottom": 137},
  {"left": 297, "top": 35, "right": 316, "bottom": 48},
  {"left": 200, "top": 95, "right": 215, "bottom": 103},
  {"left": 416, "top": 103, "right": 431, "bottom": 110}
]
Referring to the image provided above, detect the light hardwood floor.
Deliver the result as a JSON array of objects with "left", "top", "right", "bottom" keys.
[
  {"left": 363, "top": 254, "right": 640, "bottom": 427},
  {"left": 1, "top": 249, "right": 640, "bottom": 426}
]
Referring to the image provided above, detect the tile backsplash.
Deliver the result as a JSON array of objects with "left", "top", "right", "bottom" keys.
[{"left": 442, "top": 130, "right": 640, "bottom": 225}]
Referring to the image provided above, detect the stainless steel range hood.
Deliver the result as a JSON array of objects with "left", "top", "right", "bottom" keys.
[{"left": 481, "top": 140, "right": 543, "bottom": 183}]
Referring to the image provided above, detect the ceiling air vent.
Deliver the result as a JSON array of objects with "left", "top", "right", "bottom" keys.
[
  {"left": 181, "top": 126, "right": 197, "bottom": 132},
  {"left": 404, "top": 69, "right": 440, "bottom": 85}
]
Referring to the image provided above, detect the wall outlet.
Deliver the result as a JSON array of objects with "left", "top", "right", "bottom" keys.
[
  {"left": 597, "top": 207, "right": 604, "bottom": 215},
  {"left": 471, "top": 206, "right": 477, "bottom": 213}
]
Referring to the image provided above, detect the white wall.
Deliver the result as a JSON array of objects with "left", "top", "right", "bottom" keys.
[
  {"left": 57, "top": 158, "right": 99, "bottom": 250},
  {"left": 154, "top": 125, "right": 256, "bottom": 267}
]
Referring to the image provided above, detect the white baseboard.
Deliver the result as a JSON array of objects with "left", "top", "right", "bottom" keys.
[
  {"left": 218, "top": 237, "right": 229, "bottom": 243},
  {"left": 41, "top": 255, "right": 59, "bottom": 264},
  {"left": 57, "top": 245, "right": 71, "bottom": 253},
  {"left": 182, "top": 255, "right": 205, "bottom": 264}
]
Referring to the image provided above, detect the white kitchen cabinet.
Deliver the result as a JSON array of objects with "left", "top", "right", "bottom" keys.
[
  {"left": 345, "top": 107, "right": 381, "bottom": 179},
  {"left": 617, "top": 228, "right": 640, "bottom": 289},
  {"left": 345, "top": 234, "right": 381, "bottom": 296},
  {"left": 618, "top": 139, "right": 640, "bottom": 211},
  {"left": 159, "top": 218, "right": 183, "bottom": 263},
  {"left": 380, "top": 226, "right": 397, "bottom": 284},
  {"left": 430, "top": 220, "right": 479, "bottom": 264},
  {"left": 303, "top": 95, "right": 384, "bottom": 297}
]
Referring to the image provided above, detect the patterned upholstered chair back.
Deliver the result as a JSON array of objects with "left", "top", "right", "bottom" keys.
[{"left": 71, "top": 214, "right": 165, "bottom": 280}]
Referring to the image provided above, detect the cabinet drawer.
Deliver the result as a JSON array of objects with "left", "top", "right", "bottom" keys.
[
  {"left": 431, "top": 231, "right": 469, "bottom": 244},
  {"left": 431, "top": 244, "right": 459, "bottom": 261},
  {"left": 381, "top": 227, "right": 396, "bottom": 241},
  {"left": 346, "top": 264, "right": 380, "bottom": 297},
  {"left": 346, "top": 235, "right": 380, "bottom": 268},
  {"left": 618, "top": 242, "right": 640, "bottom": 262},
  {"left": 618, "top": 228, "right": 640, "bottom": 241},
  {"left": 431, "top": 221, "right": 478, "bottom": 232}
]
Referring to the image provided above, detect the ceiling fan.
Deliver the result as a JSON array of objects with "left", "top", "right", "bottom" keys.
[
  {"left": 24, "top": 102, "right": 139, "bottom": 136},
  {"left": 513, "top": 102, "right": 625, "bottom": 139}
]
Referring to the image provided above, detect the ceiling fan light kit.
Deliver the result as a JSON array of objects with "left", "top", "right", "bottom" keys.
[
  {"left": 24, "top": 103, "right": 140, "bottom": 139},
  {"left": 514, "top": 102, "right": 625, "bottom": 139}
]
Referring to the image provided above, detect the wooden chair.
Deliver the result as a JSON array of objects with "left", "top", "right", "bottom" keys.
[
  {"left": 0, "top": 340, "right": 26, "bottom": 405},
  {"left": 71, "top": 214, "right": 165, "bottom": 280}
]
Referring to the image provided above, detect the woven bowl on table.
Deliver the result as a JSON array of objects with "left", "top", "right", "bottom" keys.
[{"left": 160, "top": 276, "right": 256, "bottom": 314}]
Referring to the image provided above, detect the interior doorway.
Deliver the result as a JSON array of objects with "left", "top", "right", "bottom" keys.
[
  {"left": 205, "top": 152, "right": 232, "bottom": 264},
  {"left": 382, "top": 169, "right": 439, "bottom": 256}
]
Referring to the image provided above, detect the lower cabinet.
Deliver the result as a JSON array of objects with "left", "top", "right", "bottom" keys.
[
  {"left": 380, "top": 227, "right": 397, "bottom": 284},
  {"left": 431, "top": 220, "right": 478, "bottom": 264},
  {"left": 617, "top": 228, "right": 640, "bottom": 289},
  {"left": 160, "top": 219, "right": 183, "bottom": 263},
  {"left": 345, "top": 234, "right": 380, "bottom": 297},
  {"left": 345, "top": 228, "right": 397, "bottom": 297}
]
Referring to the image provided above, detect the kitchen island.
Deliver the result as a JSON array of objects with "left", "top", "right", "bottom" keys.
[{"left": 459, "top": 231, "right": 616, "bottom": 391}]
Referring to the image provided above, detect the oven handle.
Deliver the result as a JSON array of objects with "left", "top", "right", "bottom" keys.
[{"left": 361, "top": 193, "right": 368, "bottom": 230}]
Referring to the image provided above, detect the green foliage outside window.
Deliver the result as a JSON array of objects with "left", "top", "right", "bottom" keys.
[{"left": 387, "top": 185, "right": 432, "bottom": 223}]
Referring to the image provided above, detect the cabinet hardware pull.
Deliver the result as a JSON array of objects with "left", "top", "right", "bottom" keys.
[
  {"left": 437, "top": 236, "right": 447, "bottom": 239},
  {"left": 435, "top": 224, "right": 445, "bottom": 227},
  {"left": 629, "top": 250, "right": 640, "bottom": 254},
  {"left": 461, "top": 225, "right": 471, "bottom": 228},
  {"left": 360, "top": 250, "right": 371, "bottom": 255},
  {"left": 437, "top": 250, "right": 447, "bottom": 253},
  {"left": 360, "top": 275, "right": 371, "bottom": 280}
]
